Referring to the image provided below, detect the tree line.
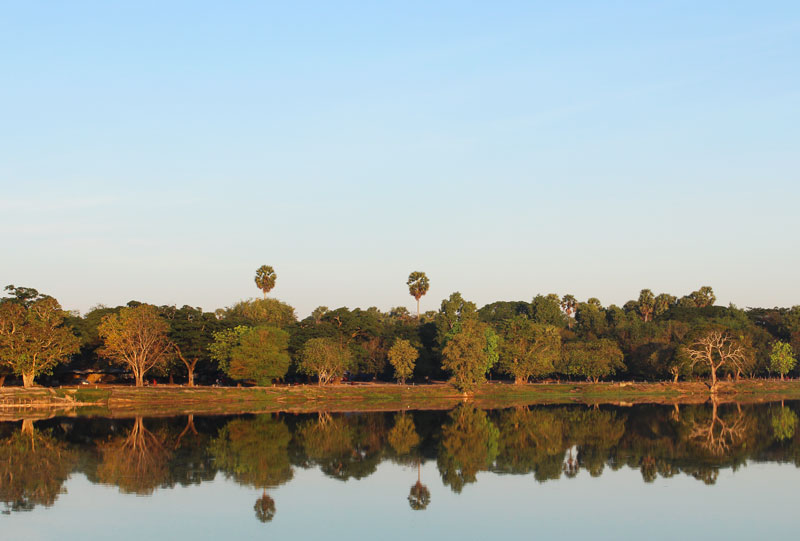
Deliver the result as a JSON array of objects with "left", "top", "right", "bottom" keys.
[{"left": 0, "top": 268, "right": 798, "bottom": 390}]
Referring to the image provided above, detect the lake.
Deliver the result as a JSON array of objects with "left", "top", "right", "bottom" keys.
[{"left": 2, "top": 401, "right": 798, "bottom": 540}]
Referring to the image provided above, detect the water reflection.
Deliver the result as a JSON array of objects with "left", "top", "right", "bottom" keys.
[
  {"left": 3, "top": 400, "right": 800, "bottom": 518},
  {"left": 96, "top": 417, "right": 171, "bottom": 495},
  {"left": 0, "top": 420, "right": 76, "bottom": 513}
]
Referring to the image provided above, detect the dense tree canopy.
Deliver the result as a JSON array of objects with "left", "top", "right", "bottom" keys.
[{"left": 3, "top": 281, "right": 798, "bottom": 388}]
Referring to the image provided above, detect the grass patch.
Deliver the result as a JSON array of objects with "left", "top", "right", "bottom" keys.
[
  {"left": 73, "top": 388, "right": 112, "bottom": 403},
  {"left": 6, "top": 380, "right": 800, "bottom": 416}
]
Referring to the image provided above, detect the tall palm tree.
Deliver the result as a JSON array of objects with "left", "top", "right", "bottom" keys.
[
  {"left": 561, "top": 294, "right": 577, "bottom": 329},
  {"left": 638, "top": 289, "right": 655, "bottom": 322},
  {"left": 254, "top": 265, "right": 277, "bottom": 298},
  {"left": 407, "top": 271, "right": 430, "bottom": 318}
]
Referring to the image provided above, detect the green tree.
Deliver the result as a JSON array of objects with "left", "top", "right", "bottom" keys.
[
  {"left": 498, "top": 317, "right": 561, "bottom": 383},
  {"left": 226, "top": 326, "right": 291, "bottom": 386},
  {"left": 679, "top": 286, "right": 716, "bottom": 309},
  {"left": 209, "top": 325, "right": 250, "bottom": 373},
  {"left": 298, "top": 337, "right": 352, "bottom": 384},
  {"left": 575, "top": 301, "right": 608, "bottom": 337},
  {"left": 0, "top": 297, "right": 80, "bottom": 387},
  {"left": 770, "top": 341, "right": 795, "bottom": 380},
  {"left": 97, "top": 305, "right": 172, "bottom": 386},
  {"left": 562, "top": 338, "right": 625, "bottom": 382},
  {"left": 254, "top": 265, "right": 277, "bottom": 298},
  {"left": 441, "top": 320, "right": 498, "bottom": 392},
  {"left": 530, "top": 294, "right": 565, "bottom": 327},
  {"left": 407, "top": 271, "right": 430, "bottom": 318},
  {"left": 435, "top": 292, "right": 478, "bottom": 347},
  {"left": 388, "top": 338, "right": 418, "bottom": 384}
]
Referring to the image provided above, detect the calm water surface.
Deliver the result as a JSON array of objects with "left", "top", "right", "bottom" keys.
[{"left": 2, "top": 402, "right": 799, "bottom": 540}]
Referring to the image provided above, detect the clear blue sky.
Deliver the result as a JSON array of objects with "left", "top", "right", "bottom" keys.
[{"left": 1, "top": 1, "right": 798, "bottom": 316}]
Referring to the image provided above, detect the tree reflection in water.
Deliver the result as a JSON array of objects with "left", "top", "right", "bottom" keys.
[
  {"left": 437, "top": 404, "right": 499, "bottom": 493},
  {"left": 254, "top": 491, "right": 275, "bottom": 523},
  {"left": 0, "top": 419, "right": 76, "bottom": 513},
  {"left": 96, "top": 417, "right": 170, "bottom": 495},
  {"left": 208, "top": 414, "right": 293, "bottom": 524},
  {"left": 771, "top": 406, "right": 798, "bottom": 441},
  {"left": 3, "top": 400, "right": 800, "bottom": 515},
  {"left": 408, "top": 460, "right": 430, "bottom": 511},
  {"left": 386, "top": 412, "right": 430, "bottom": 511}
]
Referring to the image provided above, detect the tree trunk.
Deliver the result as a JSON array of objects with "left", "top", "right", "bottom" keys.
[
  {"left": 417, "top": 298, "right": 421, "bottom": 319},
  {"left": 22, "top": 372, "right": 35, "bottom": 388},
  {"left": 0, "top": 375, "right": 5, "bottom": 387},
  {"left": 673, "top": 372, "right": 679, "bottom": 383},
  {"left": 781, "top": 374, "right": 785, "bottom": 381},
  {"left": 515, "top": 376, "right": 524, "bottom": 385},
  {"left": 709, "top": 366, "right": 718, "bottom": 393},
  {"left": 135, "top": 373, "right": 144, "bottom": 387},
  {"left": 187, "top": 368, "right": 195, "bottom": 387}
]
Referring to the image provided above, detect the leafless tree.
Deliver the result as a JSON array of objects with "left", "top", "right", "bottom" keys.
[{"left": 684, "top": 329, "right": 749, "bottom": 392}]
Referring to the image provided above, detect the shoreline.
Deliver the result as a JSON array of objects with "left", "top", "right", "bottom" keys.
[{"left": 3, "top": 379, "right": 800, "bottom": 419}]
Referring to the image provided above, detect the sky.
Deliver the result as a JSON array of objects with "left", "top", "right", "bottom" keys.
[{"left": 1, "top": 1, "right": 798, "bottom": 317}]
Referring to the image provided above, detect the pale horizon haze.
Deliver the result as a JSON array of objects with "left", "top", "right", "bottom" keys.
[{"left": 1, "top": 2, "right": 798, "bottom": 317}]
